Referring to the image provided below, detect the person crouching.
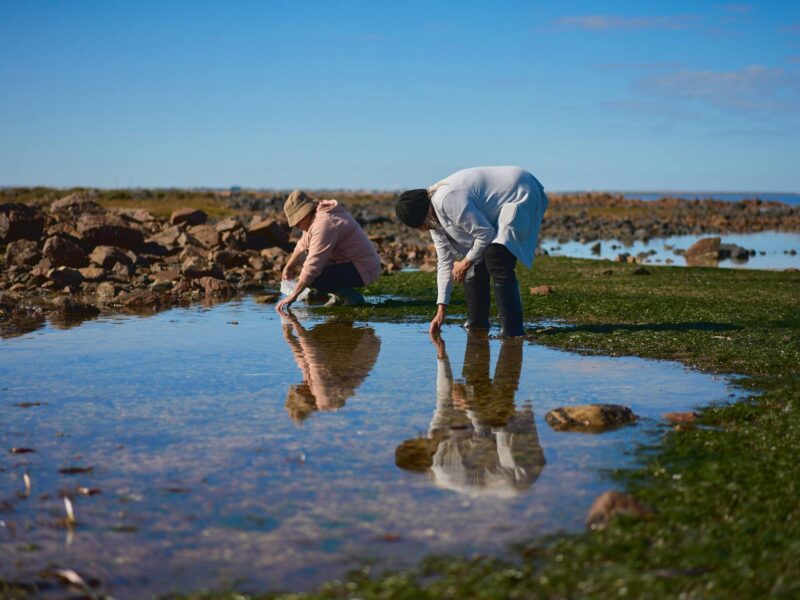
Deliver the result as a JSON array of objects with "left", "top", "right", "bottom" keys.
[{"left": 276, "top": 190, "right": 381, "bottom": 312}]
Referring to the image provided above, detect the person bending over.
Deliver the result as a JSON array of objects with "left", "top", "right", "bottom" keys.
[
  {"left": 276, "top": 190, "right": 381, "bottom": 312},
  {"left": 395, "top": 166, "right": 548, "bottom": 337}
]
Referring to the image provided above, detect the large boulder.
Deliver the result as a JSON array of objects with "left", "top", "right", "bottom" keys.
[
  {"left": 245, "top": 217, "right": 289, "bottom": 250},
  {"left": 4, "top": 239, "right": 41, "bottom": 267},
  {"left": 50, "top": 193, "right": 103, "bottom": 219},
  {"left": 77, "top": 213, "right": 144, "bottom": 251},
  {"left": 0, "top": 203, "right": 44, "bottom": 245},
  {"left": 545, "top": 404, "right": 638, "bottom": 432},
  {"left": 170, "top": 208, "right": 207, "bottom": 226},
  {"left": 42, "top": 236, "right": 89, "bottom": 268},
  {"left": 685, "top": 237, "right": 721, "bottom": 267}
]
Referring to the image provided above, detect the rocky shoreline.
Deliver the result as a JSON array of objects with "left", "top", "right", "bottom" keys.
[{"left": 2, "top": 189, "right": 799, "bottom": 336}]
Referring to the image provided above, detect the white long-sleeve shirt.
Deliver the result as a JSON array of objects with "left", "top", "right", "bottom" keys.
[{"left": 429, "top": 166, "right": 548, "bottom": 305}]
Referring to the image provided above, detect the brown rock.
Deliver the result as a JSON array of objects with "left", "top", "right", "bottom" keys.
[
  {"left": 0, "top": 203, "right": 44, "bottom": 244},
  {"left": 170, "top": 208, "right": 207, "bottom": 226},
  {"left": 214, "top": 217, "right": 241, "bottom": 233},
  {"left": 122, "top": 289, "right": 164, "bottom": 308},
  {"left": 79, "top": 267, "right": 107, "bottom": 282},
  {"left": 48, "top": 267, "right": 84, "bottom": 289},
  {"left": 198, "top": 276, "right": 235, "bottom": 297},
  {"left": 685, "top": 237, "right": 721, "bottom": 267},
  {"left": 150, "top": 268, "right": 180, "bottom": 284},
  {"left": 96, "top": 282, "right": 118, "bottom": 299},
  {"left": 77, "top": 213, "right": 144, "bottom": 251},
  {"left": 545, "top": 404, "right": 638, "bottom": 432},
  {"left": 213, "top": 250, "right": 249, "bottom": 269},
  {"left": 147, "top": 225, "right": 182, "bottom": 248},
  {"left": 188, "top": 224, "right": 220, "bottom": 249},
  {"left": 585, "top": 491, "right": 653, "bottom": 530},
  {"left": 663, "top": 411, "right": 699, "bottom": 424},
  {"left": 42, "top": 236, "right": 89, "bottom": 268},
  {"left": 246, "top": 217, "right": 288, "bottom": 250},
  {"left": 90, "top": 246, "right": 135, "bottom": 269},
  {"left": 50, "top": 193, "right": 103, "bottom": 218},
  {"left": 50, "top": 296, "right": 100, "bottom": 316},
  {"left": 4, "top": 239, "right": 41, "bottom": 267},
  {"left": 530, "top": 285, "right": 554, "bottom": 295},
  {"left": 181, "top": 256, "right": 223, "bottom": 279}
]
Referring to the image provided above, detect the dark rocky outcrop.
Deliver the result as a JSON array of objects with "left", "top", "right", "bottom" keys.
[{"left": 1, "top": 203, "right": 44, "bottom": 244}]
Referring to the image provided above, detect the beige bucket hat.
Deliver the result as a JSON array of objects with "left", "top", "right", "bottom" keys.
[{"left": 284, "top": 190, "right": 317, "bottom": 227}]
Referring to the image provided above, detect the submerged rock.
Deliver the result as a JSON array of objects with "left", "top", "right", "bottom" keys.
[
  {"left": 545, "top": 404, "right": 638, "bottom": 432},
  {"left": 585, "top": 490, "right": 653, "bottom": 530}
]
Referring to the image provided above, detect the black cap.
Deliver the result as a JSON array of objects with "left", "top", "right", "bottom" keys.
[{"left": 395, "top": 189, "right": 430, "bottom": 228}]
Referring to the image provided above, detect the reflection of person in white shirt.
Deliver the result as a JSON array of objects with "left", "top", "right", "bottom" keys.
[
  {"left": 282, "top": 314, "right": 381, "bottom": 423},
  {"left": 395, "top": 332, "right": 545, "bottom": 498}
]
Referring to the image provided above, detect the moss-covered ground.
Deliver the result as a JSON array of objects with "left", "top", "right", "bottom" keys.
[{"left": 5, "top": 257, "right": 799, "bottom": 599}]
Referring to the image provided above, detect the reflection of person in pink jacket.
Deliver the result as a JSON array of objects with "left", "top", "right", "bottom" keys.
[
  {"left": 276, "top": 190, "right": 382, "bottom": 311},
  {"left": 282, "top": 313, "right": 381, "bottom": 423}
]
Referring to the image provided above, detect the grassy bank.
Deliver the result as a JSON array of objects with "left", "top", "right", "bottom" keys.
[{"left": 291, "top": 257, "right": 799, "bottom": 598}]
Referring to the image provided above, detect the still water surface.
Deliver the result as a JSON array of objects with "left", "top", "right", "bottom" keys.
[
  {"left": 543, "top": 231, "right": 800, "bottom": 270},
  {"left": 1, "top": 301, "right": 738, "bottom": 595}
]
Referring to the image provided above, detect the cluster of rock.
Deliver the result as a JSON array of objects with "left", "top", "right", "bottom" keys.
[
  {"left": 1, "top": 195, "right": 293, "bottom": 324},
  {"left": 541, "top": 194, "right": 800, "bottom": 244}
]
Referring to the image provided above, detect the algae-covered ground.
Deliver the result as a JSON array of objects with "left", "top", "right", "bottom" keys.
[{"left": 4, "top": 257, "right": 798, "bottom": 599}]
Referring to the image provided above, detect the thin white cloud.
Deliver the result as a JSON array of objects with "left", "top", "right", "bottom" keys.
[
  {"left": 637, "top": 65, "right": 800, "bottom": 112},
  {"left": 555, "top": 14, "right": 699, "bottom": 31},
  {"left": 722, "top": 4, "right": 752, "bottom": 14},
  {"left": 598, "top": 62, "right": 686, "bottom": 71},
  {"left": 780, "top": 22, "right": 800, "bottom": 34}
]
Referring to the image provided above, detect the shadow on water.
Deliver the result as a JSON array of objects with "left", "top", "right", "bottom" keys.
[
  {"left": 396, "top": 333, "right": 545, "bottom": 498},
  {"left": 281, "top": 313, "right": 381, "bottom": 422}
]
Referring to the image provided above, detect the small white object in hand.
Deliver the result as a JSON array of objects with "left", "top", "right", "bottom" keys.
[{"left": 280, "top": 279, "right": 310, "bottom": 302}]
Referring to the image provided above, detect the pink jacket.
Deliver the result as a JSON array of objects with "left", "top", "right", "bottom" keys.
[{"left": 296, "top": 200, "right": 382, "bottom": 287}]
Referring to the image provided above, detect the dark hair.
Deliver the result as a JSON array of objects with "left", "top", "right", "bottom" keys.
[{"left": 395, "top": 189, "right": 430, "bottom": 228}]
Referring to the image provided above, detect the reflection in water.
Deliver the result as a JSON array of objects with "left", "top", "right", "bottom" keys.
[
  {"left": 396, "top": 333, "right": 545, "bottom": 497},
  {"left": 282, "top": 314, "right": 381, "bottom": 422}
]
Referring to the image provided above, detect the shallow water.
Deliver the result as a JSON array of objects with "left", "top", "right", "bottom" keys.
[
  {"left": 543, "top": 231, "right": 800, "bottom": 270},
  {"left": 1, "top": 301, "right": 739, "bottom": 595}
]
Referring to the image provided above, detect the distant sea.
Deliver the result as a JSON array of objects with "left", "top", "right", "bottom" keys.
[{"left": 618, "top": 191, "right": 800, "bottom": 206}]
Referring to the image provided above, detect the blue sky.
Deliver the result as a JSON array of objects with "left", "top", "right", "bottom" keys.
[{"left": 1, "top": 1, "right": 799, "bottom": 191}]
